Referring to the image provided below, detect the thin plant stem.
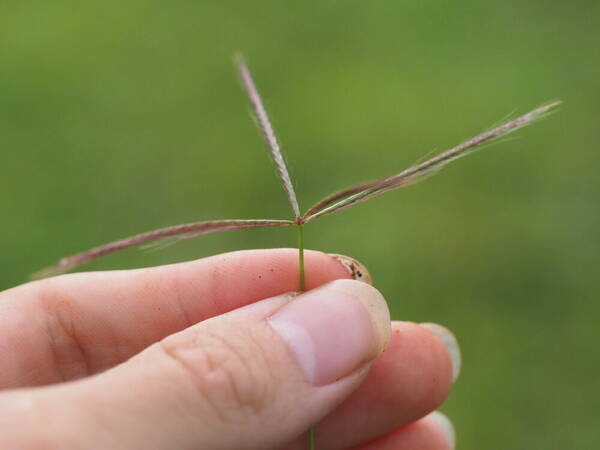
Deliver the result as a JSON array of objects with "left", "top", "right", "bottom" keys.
[
  {"left": 308, "top": 426, "right": 315, "bottom": 450},
  {"left": 297, "top": 224, "right": 306, "bottom": 292},
  {"left": 296, "top": 224, "right": 312, "bottom": 448}
]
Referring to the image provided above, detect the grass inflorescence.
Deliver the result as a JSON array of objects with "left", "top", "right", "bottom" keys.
[{"left": 33, "top": 58, "right": 559, "bottom": 281}]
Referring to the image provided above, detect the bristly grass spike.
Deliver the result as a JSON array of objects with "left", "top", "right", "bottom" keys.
[{"left": 34, "top": 58, "right": 560, "bottom": 288}]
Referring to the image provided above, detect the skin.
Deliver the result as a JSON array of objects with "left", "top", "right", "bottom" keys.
[{"left": 0, "top": 249, "right": 455, "bottom": 450}]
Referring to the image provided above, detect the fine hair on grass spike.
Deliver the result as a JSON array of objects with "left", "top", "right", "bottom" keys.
[{"left": 34, "top": 57, "right": 560, "bottom": 286}]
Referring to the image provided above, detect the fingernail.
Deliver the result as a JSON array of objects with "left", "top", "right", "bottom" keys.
[
  {"left": 328, "top": 254, "right": 373, "bottom": 284},
  {"left": 420, "top": 323, "right": 461, "bottom": 382},
  {"left": 428, "top": 411, "right": 456, "bottom": 449},
  {"left": 268, "top": 279, "right": 390, "bottom": 385}
]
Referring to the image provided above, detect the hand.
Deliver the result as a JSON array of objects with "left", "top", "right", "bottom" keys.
[{"left": 0, "top": 249, "right": 459, "bottom": 449}]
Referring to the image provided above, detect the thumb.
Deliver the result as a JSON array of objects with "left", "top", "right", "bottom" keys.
[{"left": 6, "top": 280, "right": 391, "bottom": 450}]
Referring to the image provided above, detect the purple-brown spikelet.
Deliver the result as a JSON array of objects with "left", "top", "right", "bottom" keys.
[{"left": 32, "top": 57, "right": 559, "bottom": 279}]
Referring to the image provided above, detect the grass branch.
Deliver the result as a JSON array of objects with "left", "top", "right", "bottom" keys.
[
  {"left": 33, "top": 219, "right": 294, "bottom": 278},
  {"left": 235, "top": 55, "right": 301, "bottom": 219},
  {"left": 303, "top": 101, "right": 561, "bottom": 222}
]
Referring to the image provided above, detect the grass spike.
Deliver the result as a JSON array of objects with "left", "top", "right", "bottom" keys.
[
  {"left": 33, "top": 219, "right": 294, "bottom": 279},
  {"left": 303, "top": 101, "right": 561, "bottom": 222},
  {"left": 235, "top": 55, "right": 301, "bottom": 219}
]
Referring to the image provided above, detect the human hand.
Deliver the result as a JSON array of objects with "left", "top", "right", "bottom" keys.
[{"left": 0, "top": 249, "right": 459, "bottom": 449}]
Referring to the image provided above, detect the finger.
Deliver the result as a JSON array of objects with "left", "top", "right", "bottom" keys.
[
  {"left": 349, "top": 411, "right": 456, "bottom": 450},
  {"left": 0, "top": 249, "right": 364, "bottom": 388},
  {"left": 319, "top": 322, "right": 460, "bottom": 447},
  {"left": 0, "top": 280, "right": 391, "bottom": 450},
  {"left": 286, "top": 321, "right": 460, "bottom": 450}
]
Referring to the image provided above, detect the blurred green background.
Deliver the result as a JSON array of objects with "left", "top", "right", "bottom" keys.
[{"left": 1, "top": 1, "right": 598, "bottom": 448}]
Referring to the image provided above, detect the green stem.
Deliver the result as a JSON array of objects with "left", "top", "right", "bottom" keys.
[
  {"left": 296, "top": 224, "right": 313, "bottom": 449},
  {"left": 297, "top": 224, "right": 305, "bottom": 291}
]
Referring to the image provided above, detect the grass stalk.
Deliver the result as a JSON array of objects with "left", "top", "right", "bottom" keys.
[
  {"left": 296, "top": 223, "right": 313, "bottom": 448},
  {"left": 297, "top": 224, "right": 306, "bottom": 291},
  {"left": 308, "top": 426, "right": 315, "bottom": 450}
]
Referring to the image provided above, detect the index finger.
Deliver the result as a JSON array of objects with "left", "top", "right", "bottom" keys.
[{"left": 0, "top": 249, "right": 361, "bottom": 388}]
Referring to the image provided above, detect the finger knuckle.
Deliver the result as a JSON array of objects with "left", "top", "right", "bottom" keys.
[
  {"left": 159, "top": 325, "right": 276, "bottom": 424},
  {"left": 35, "top": 279, "right": 91, "bottom": 380}
]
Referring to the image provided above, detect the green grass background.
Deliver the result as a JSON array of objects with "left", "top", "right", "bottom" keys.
[{"left": 1, "top": 1, "right": 598, "bottom": 448}]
